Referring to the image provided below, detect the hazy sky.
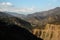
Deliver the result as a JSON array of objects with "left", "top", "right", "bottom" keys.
[{"left": 0, "top": 0, "right": 60, "bottom": 14}]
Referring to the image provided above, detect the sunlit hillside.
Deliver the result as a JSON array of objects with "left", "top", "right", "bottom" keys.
[{"left": 32, "top": 24, "right": 60, "bottom": 40}]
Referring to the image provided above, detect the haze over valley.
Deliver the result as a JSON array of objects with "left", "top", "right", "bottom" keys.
[{"left": 0, "top": 0, "right": 60, "bottom": 40}]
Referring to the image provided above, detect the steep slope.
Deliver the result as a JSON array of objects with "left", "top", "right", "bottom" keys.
[
  {"left": 0, "top": 12, "right": 32, "bottom": 30},
  {"left": 0, "top": 17, "right": 43, "bottom": 40},
  {"left": 26, "top": 7, "right": 60, "bottom": 29},
  {"left": 32, "top": 24, "right": 60, "bottom": 40}
]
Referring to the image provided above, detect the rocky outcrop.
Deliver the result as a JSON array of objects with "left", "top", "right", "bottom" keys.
[{"left": 32, "top": 24, "right": 60, "bottom": 40}]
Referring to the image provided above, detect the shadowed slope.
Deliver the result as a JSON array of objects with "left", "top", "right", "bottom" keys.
[{"left": 0, "top": 20, "right": 43, "bottom": 40}]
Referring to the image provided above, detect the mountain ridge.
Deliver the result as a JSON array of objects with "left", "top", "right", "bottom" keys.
[
  {"left": 26, "top": 7, "right": 60, "bottom": 29},
  {"left": 0, "top": 12, "right": 32, "bottom": 30}
]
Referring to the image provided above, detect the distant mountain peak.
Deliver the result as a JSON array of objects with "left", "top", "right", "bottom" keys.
[
  {"left": 55, "top": 7, "right": 60, "bottom": 9},
  {"left": 54, "top": 7, "right": 60, "bottom": 10}
]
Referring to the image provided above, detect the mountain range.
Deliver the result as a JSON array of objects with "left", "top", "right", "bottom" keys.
[
  {"left": 0, "top": 12, "right": 43, "bottom": 40},
  {"left": 0, "top": 7, "right": 60, "bottom": 29},
  {"left": 0, "top": 12, "right": 32, "bottom": 30},
  {"left": 26, "top": 7, "right": 60, "bottom": 29}
]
